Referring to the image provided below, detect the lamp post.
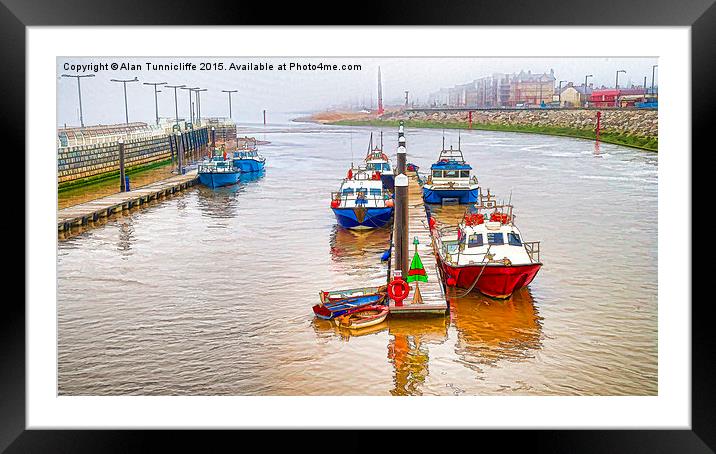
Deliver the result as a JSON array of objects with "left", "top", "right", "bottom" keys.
[
  {"left": 194, "top": 88, "right": 207, "bottom": 123},
  {"left": 558, "top": 80, "right": 567, "bottom": 107},
  {"left": 181, "top": 86, "right": 198, "bottom": 127},
  {"left": 110, "top": 77, "right": 139, "bottom": 124},
  {"left": 143, "top": 81, "right": 167, "bottom": 125},
  {"left": 222, "top": 90, "right": 238, "bottom": 119},
  {"left": 651, "top": 64, "right": 658, "bottom": 96},
  {"left": 615, "top": 69, "right": 626, "bottom": 89},
  {"left": 165, "top": 84, "right": 185, "bottom": 130},
  {"left": 61, "top": 74, "right": 95, "bottom": 127},
  {"left": 584, "top": 75, "right": 593, "bottom": 107}
]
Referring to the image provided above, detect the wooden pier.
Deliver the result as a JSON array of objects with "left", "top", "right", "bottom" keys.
[
  {"left": 57, "top": 169, "right": 199, "bottom": 233},
  {"left": 389, "top": 171, "right": 449, "bottom": 316}
]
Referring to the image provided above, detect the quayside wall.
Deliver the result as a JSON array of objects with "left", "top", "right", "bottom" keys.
[{"left": 57, "top": 119, "right": 237, "bottom": 188}]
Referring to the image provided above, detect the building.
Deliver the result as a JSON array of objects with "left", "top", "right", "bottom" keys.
[
  {"left": 589, "top": 88, "right": 647, "bottom": 107},
  {"left": 427, "top": 69, "right": 556, "bottom": 108},
  {"left": 559, "top": 83, "right": 593, "bottom": 107}
]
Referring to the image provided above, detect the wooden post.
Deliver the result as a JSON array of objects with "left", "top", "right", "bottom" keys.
[
  {"left": 176, "top": 132, "right": 183, "bottom": 175},
  {"left": 394, "top": 173, "right": 409, "bottom": 279},
  {"left": 211, "top": 126, "right": 216, "bottom": 149},
  {"left": 118, "top": 137, "right": 126, "bottom": 192},
  {"left": 398, "top": 121, "right": 404, "bottom": 138},
  {"left": 397, "top": 144, "right": 406, "bottom": 176}
]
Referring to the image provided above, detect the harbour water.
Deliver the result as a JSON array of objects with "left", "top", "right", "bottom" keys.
[{"left": 57, "top": 119, "right": 657, "bottom": 396}]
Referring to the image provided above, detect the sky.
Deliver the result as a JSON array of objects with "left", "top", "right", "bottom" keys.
[{"left": 57, "top": 57, "right": 658, "bottom": 127}]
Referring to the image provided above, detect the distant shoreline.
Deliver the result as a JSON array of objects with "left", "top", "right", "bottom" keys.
[{"left": 300, "top": 110, "right": 657, "bottom": 153}]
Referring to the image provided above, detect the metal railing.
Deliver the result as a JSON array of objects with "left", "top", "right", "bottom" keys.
[{"left": 331, "top": 190, "right": 393, "bottom": 208}]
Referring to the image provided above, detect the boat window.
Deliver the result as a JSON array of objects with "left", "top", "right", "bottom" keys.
[
  {"left": 468, "top": 234, "right": 483, "bottom": 247},
  {"left": 383, "top": 163, "right": 391, "bottom": 171},
  {"left": 487, "top": 232, "right": 504, "bottom": 245},
  {"left": 444, "top": 241, "right": 459, "bottom": 254},
  {"left": 508, "top": 232, "right": 522, "bottom": 246},
  {"left": 432, "top": 170, "right": 442, "bottom": 178},
  {"left": 460, "top": 170, "right": 470, "bottom": 178},
  {"left": 444, "top": 170, "right": 459, "bottom": 178},
  {"left": 369, "top": 188, "right": 382, "bottom": 196},
  {"left": 342, "top": 188, "right": 354, "bottom": 194}
]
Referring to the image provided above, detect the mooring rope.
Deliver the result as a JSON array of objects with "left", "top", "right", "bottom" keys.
[{"left": 453, "top": 244, "right": 492, "bottom": 298}]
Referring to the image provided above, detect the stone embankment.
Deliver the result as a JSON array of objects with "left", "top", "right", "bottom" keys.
[
  {"left": 382, "top": 108, "right": 657, "bottom": 139},
  {"left": 304, "top": 107, "right": 658, "bottom": 151}
]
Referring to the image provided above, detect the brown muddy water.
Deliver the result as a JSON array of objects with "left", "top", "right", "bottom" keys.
[{"left": 57, "top": 121, "right": 657, "bottom": 396}]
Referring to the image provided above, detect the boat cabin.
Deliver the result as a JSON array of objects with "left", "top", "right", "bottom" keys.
[{"left": 427, "top": 145, "right": 478, "bottom": 187}]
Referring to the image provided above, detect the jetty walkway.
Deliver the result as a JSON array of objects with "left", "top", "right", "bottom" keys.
[
  {"left": 57, "top": 169, "right": 198, "bottom": 233},
  {"left": 389, "top": 170, "right": 449, "bottom": 316}
]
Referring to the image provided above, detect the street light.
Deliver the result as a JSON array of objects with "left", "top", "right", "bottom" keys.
[
  {"left": 584, "top": 75, "right": 593, "bottom": 107},
  {"left": 143, "top": 81, "right": 167, "bottom": 125},
  {"left": 61, "top": 74, "right": 95, "bottom": 127},
  {"left": 615, "top": 69, "right": 626, "bottom": 89},
  {"left": 165, "top": 84, "right": 186, "bottom": 130},
  {"left": 651, "top": 64, "right": 658, "bottom": 96},
  {"left": 181, "top": 86, "right": 198, "bottom": 127},
  {"left": 194, "top": 88, "right": 207, "bottom": 122},
  {"left": 110, "top": 77, "right": 139, "bottom": 124},
  {"left": 558, "top": 80, "right": 567, "bottom": 107},
  {"left": 222, "top": 90, "right": 238, "bottom": 119}
]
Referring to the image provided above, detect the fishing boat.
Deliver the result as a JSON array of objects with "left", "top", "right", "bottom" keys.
[
  {"left": 232, "top": 138, "right": 266, "bottom": 172},
  {"left": 198, "top": 146, "right": 241, "bottom": 188},
  {"left": 334, "top": 305, "right": 389, "bottom": 330},
  {"left": 313, "top": 286, "right": 388, "bottom": 320},
  {"left": 433, "top": 190, "right": 542, "bottom": 299},
  {"left": 331, "top": 167, "right": 394, "bottom": 229},
  {"left": 363, "top": 132, "right": 395, "bottom": 190},
  {"left": 422, "top": 135, "right": 479, "bottom": 204}
]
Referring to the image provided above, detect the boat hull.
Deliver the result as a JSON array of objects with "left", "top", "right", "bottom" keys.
[
  {"left": 334, "top": 306, "right": 389, "bottom": 329},
  {"left": 198, "top": 171, "right": 241, "bottom": 188},
  {"left": 439, "top": 258, "right": 542, "bottom": 299},
  {"left": 232, "top": 158, "right": 265, "bottom": 173},
  {"left": 332, "top": 206, "right": 393, "bottom": 229},
  {"left": 312, "top": 294, "right": 385, "bottom": 320},
  {"left": 422, "top": 187, "right": 479, "bottom": 204}
]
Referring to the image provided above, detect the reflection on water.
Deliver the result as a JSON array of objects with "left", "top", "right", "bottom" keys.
[
  {"left": 330, "top": 225, "right": 391, "bottom": 262},
  {"left": 387, "top": 318, "right": 449, "bottom": 396},
  {"left": 448, "top": 287, "right": 542, "bottom": 372},
  {"left": 58, "top": 122, "right": 657, "bottom": 396}
]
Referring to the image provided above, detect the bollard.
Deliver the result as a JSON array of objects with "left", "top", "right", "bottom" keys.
[
  {"left": 398, "top": 121, "right": 404, "bottom": 138},
  {"left": 118, "top": 137, "right": 126, "bottom": 192},
  {"left": 125, "top": 176, "right": 130, "bottom": 191},
  {"left": 176, "top": 132, "right": 183, "bottom": 175},
  {"left": 394, "top": 173, "right": 409, "bottom": 279}
]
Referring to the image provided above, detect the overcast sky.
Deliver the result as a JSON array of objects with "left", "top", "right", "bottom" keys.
[{"left": 57, "top": 57, "right": 658, "bottom": 127}]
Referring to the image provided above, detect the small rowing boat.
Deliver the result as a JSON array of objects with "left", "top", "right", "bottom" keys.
[
  {"left": 334, "top": 305, "right": 389, "bottom": 330},
  {"left": 313, "top": 286, "right": 387, "bottom": 320}
]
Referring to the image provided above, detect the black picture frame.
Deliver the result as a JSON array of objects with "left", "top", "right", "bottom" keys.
[{"left": 5, "top": 0, "right": 708, "bottom": 450}]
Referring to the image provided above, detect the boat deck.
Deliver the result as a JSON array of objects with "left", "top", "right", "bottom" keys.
[
  {"left": 58, "top": 169, "right": 198, "bottom": 233},
  {"left": 389, "top": 171, "right": 449, "bottom": 316}
]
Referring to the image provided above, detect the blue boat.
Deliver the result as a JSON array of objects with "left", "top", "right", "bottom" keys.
[
  {"left": 312, "top": 286, "right": 387, "bottom": 320},
  {"left": 198, "top": 147, "right": 241, "bottom": 188},
  {"left": 331, "top": 167, "right": 394, "bottom": 229},
  {"left": 363, "top": 132, "right": 394, "bottom": 190},
  {"left": 422, "top": 137, "right": 479, "bottom": 204},
  {"left": 232, "top": 148, "right": 266, "bottom": 173}
]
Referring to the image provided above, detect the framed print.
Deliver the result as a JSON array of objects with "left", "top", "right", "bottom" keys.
[{"left": 5, "top": 0, "right": 711, "bottom": 450}]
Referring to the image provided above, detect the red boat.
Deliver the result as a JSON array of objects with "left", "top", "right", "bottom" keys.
[{"left": 433, "top": 190, "right": 542, "bottom": 299}]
